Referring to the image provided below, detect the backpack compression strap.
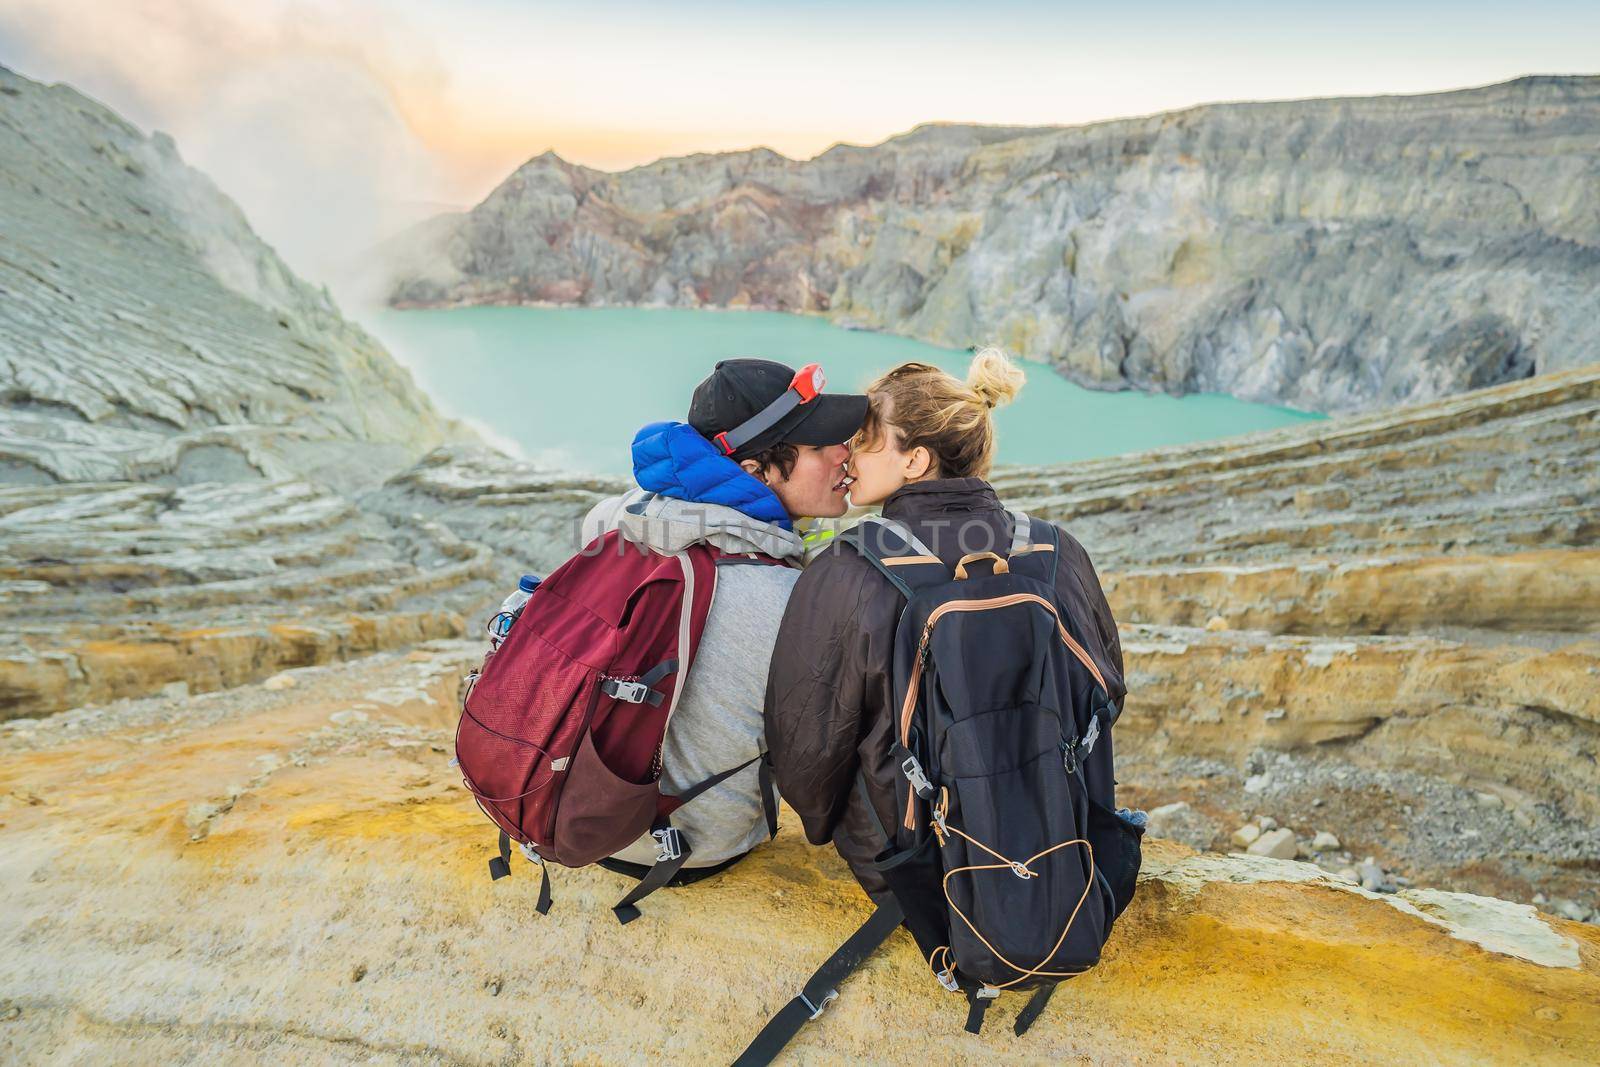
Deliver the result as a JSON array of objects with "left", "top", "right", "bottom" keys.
[
  {"left": 1014, "top": 982, "right": 1060, "bottom": 1036},
  {"left": 611, "top": 751, "right": 778, "bottom": 924},
  {"left": 490, "top": 830, "right": 553, "bottom": 915},
  {"left": 732, "top": 898, "right": 905, "bottom": 1066},
  {"left": 1006, "top": 508, "right": 1060, "bottom": 586}
]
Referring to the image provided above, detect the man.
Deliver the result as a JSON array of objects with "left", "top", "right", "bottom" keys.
[{"left": 581, "top": 358, "right": 866, "bottom": 880}]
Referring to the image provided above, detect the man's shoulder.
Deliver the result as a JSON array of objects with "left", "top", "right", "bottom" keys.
[{"left": 707, "top": 556, "right": 801, "bottom": 620}]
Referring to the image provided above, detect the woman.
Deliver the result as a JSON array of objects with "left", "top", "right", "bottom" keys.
[{"left": 762, "top": 347, "right": 1126, "bottom": 902}]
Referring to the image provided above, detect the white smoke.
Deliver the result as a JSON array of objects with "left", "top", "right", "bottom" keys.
[{"left": 0, "top": 0, "right": 456, "bottom": 295}]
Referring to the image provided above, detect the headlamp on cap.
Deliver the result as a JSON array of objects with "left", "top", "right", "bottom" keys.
[{"left": 713, "top": 362, "right": 827, "bottom": 456}]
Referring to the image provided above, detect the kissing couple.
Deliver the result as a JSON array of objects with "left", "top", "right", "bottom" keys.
[{"left": 456, "top": 348, "right": 1142, "bottom": 1053}]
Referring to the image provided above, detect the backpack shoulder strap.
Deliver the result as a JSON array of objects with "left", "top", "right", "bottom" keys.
[
  {"left": 1006, "top": 509, "right": 1059, "bottom": 585},
  {"left": 733, "top": 898, "right": 905, "bottom": 1066},
  {"left": 837, "top": 516, "right": 949, "bottom": 600}
]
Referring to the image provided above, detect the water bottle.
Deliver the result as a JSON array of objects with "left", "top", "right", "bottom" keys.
[{"left": 489, "top": 574, "right": 541, "bottom": 641}]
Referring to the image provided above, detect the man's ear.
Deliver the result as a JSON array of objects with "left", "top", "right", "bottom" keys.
[
  {"left": 739, "top": 458, "right": 769, "bottom": 483},
  {"left": 905, "top": 446, "right": 933, "bottom": 480}
]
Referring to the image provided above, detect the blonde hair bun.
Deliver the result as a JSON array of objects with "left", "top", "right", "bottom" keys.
[{"left": 966, "top": 346, "right": 1025, "bottom": 410}]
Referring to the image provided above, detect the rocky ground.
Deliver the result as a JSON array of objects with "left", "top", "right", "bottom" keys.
[
  {"left": 381, "top": 75, "right": 1600, "bottom": 414},
  {"left": 2, "top": 645, "right": 1596, "bottom": 1065}
]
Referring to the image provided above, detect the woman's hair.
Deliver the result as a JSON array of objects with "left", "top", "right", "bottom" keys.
[{"left": 856, "top": 346, "right": 1025, "bottom": 479}]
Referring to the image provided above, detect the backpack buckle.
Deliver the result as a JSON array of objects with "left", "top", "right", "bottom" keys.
[
  {"left": 519, "top": 842, "right": 544, "bottom": 865},
  {"left": 901, "top": 756, "right": 935, "bottom": 799},
  {"left": 935, "top": 968, "right": 960, "bottom": 993},
  {"left": 976, "top": 985, "right": 1000, "bottom": 1000},
  {"left": 651, "top": 826, "right": 683, "bottom": 863},
  {"left": 604, "top": 679, "right": 652, "bottom": 704},
  {"left": 1082, "top": 714, "right": 1101, "bottom": 756},
  {"left": 799, "top": 989, "right": 838, "bottom": 1020}
]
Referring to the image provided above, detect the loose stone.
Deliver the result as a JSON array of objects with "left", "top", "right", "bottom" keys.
[
  {"left": 1231, "top": 824, "right": 1262, "bottom": 848},
  {"left": 1247, "top": 828, "right": 1298, "bottom": 859},
  {"left": 1358, "top": 863, "right": 1388, "bottom": 893}
]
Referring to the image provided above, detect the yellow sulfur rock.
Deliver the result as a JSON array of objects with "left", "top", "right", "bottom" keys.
[{"left": 0, "top": 646, "right": 1595, "bottom": 1065}]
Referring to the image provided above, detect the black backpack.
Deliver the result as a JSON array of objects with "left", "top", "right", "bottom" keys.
[{"left": 738, "top": 512, "right": 1143, "bottom": 1062}]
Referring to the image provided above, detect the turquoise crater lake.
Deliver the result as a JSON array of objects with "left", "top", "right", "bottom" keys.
[{"left": 366, "top": 307, "right": 1322, "bottom": 477}]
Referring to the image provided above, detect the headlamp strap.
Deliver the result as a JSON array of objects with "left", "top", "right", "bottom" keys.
[{"left": 714, "top": 363, "right": 826, "bottom": 456}]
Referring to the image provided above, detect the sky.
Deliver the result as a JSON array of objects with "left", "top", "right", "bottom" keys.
[{"left": 2, "top": 0, "right": 1596, "bottom": 283}]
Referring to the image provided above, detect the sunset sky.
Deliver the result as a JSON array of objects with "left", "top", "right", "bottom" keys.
[{"left": 3, "top": 0, "right": 1596, "bottom": 278}]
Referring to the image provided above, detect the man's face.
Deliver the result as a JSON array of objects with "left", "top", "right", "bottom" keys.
[{"left": 751, "top": 443, "right": 853, "bottom": 519}]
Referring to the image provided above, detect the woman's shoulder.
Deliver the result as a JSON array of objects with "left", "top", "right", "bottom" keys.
[
  {"left": 788, "top": 529, "right": 901, "bottom": 620},
  {"left": 798, "top": 524, "right": 882, "bottom": 577}
]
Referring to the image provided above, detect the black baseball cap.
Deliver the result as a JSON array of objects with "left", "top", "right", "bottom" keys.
[{"left": 688, "top": 358, "right": 869, "bottom": 460}]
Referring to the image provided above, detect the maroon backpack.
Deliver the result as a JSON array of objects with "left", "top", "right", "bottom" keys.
[{"left": 456, "top": 529, "right": 781, "bottom": 923}]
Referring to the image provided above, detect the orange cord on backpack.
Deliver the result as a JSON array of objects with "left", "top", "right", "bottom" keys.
[{"left": 935, "top": 819, "right": 1097, "bottom": 990}]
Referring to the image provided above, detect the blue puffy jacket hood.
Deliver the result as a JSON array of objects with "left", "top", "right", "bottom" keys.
[{"left": 632, "top": 421, "right": 792, "bottom": 530}]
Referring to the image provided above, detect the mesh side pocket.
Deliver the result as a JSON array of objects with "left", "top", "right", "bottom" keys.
[
  {"left": 551, "top": 729, "right": 660, "bottom": 867},
  {"left": 1087, "top": 799, "right": 1144, "bottom": 924}
]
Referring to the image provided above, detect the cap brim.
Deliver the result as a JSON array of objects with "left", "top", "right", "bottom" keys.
[
  {"left": 727, "top": 393, "right": 869, "bottom": 459},
  {"left": 778, "top": 393, "right": 870, "bottom": 447}
]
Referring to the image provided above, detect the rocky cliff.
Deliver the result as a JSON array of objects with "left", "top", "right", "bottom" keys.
[
  {"left": 0, "top": 67, "right": 556, "bottom": 721},
  {"left": 382, "top": 76, "right": 1600, "bottom": 413},
  {"left": 0, "top": 65, "right": 455, "bottom": 492}
]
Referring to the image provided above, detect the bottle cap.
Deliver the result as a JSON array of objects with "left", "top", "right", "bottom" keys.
[{"left": 518, "top": 574, "right": 541, "bottom": 592}]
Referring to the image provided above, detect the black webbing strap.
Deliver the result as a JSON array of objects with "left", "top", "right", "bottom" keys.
[
  {"left": 758, "top": 754, "right": 779, "bottom": 840},
  {"left": 601, "top": 658, "right": 678, "bottom": 706},
  {"left": 964, "top": 988, "right": 993, "bottom": 1035},
  {"left": 674, "top": 752, "right": 760, "bottom": 806},
  {"left": 856, "top": 771, "right": 890, "bottom": 847},
  {"left": 1018, "top": 510, "right": 1060, "bottom": 582},
  {"left": 1013, "top": 983, "right": 1058, "bottom": 1037},
  {"left": 638, "top": 658, "right": 677, "bottom": 688},
  {"left": 837, "top": 519, "right": 948, "bottom": 601},
  {"left": 611, "top": 753, "right": 774, "bottom": 924},
  {"left": 490, "top": 831, "right": 553, "bottom": 914},
  {"left": 837, "top": 526, "right": 914, "bottom": 601},
  {"left": 733, "top": 899, "right": 904, "bottom": 1067},
  {"left": 489, "top": 830, "right": 512, "bottom": 881},
  {"left": 613, "top": 818, "right": 692, "bottom": 925},
  {"left": 533, "top": 857, "right": 553, "bottom": 915}
]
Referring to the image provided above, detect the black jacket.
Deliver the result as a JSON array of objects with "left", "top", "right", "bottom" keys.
[{"left": 764, "top": 478, "right": 1125, "bottom": 896}]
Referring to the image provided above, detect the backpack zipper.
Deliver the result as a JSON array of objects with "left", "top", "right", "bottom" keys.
[{"left": 899, "top": 593, "right": 1108, "bottom": 748}]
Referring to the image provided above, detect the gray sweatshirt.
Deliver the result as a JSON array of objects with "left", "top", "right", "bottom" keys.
[{"left": 581, "top": 490, "right": 802, "bottom": 867}]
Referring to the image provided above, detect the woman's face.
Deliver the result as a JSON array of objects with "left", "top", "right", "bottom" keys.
[{"left": 845, "top": 394, "right": 932, "bottom": 507}]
